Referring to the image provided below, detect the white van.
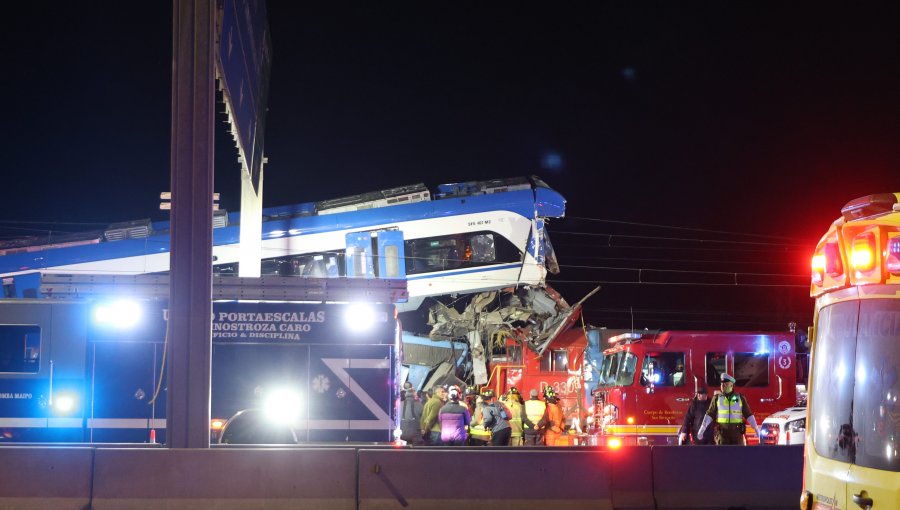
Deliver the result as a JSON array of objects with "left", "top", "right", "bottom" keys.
[{"left": 759, "top": 406, "right": 806, "bottom": 445}]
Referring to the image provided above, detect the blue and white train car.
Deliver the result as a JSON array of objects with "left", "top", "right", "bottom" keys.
[{"left": 0, "top": 176, "right": 565, "bottom": 310}]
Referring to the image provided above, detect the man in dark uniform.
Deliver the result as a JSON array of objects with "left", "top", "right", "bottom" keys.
[
  {"left": 697, "top": 373, "right": 760, "bottom": 445},
  {"left": 678, "top": 387, "right": 714, "bottom": 445}
]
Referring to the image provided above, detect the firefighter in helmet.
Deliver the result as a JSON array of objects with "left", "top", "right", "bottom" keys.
[
  {"left": 543, "top": 387, "right": 564, "bottom": 446},
  {"left": 697, "top": 373, "right": 761, "bottom": 445}
]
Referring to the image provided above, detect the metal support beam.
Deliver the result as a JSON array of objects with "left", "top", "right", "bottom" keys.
[
  {"left": 40, "top": 274, "right": 408, "bottom": 304},
  {"left": 169, "top": 0, "right": 215, "bottom": 448}
]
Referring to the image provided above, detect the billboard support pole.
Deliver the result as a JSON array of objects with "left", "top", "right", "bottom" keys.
[{"left": 168, "top": 0, "right": 215, "bottom": 449}]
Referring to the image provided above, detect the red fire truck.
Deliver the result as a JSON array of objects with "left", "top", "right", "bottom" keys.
[{"left": 587, "top": 328, "right": 808, "bottom": 445}]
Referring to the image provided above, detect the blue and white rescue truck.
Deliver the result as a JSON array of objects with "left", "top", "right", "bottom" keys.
[{"left": 0, "top": 298, "right": 401, "bottom": 444}]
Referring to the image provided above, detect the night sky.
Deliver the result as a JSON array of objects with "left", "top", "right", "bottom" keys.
[{"left": 3, "top": 3, "right": 898, "bottom": 331}]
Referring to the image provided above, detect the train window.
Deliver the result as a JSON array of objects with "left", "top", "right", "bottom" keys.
[
  {"left": 405, "top": 231, "right": 521, "bottom": 275},
  {"left": 705, "top": 353, "right": 727, "bottom": 386},
  {"left": 641, "top": 352, "right": 685, "bottom": 387},
  {"left": 0, "top": 325, "right": 41, "bottom": 374},
  {"left": 2, "top": 278, "right": 15, "bottom": 298},
  {"left": 383, "top": 245, "right": 401, "bottom": 277},
  {"left": 733, "top": 353, "right": 769, "bottom": 387},
  {"left": 540, "top": 349, "right": 569, "bottom": 372},
  {"left": 469, "top": 234, "right": 496, "bottom": 262}
]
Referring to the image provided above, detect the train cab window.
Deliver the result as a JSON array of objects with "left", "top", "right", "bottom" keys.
[
  {"left": 540, "top": 349, "right": 569, "bottom": 372},
  {"left": 469, "top": 234, "right": 496, "bottom": 262},
  {"left": 640, "top": 352, "right": 686, "bottom": 387},
  {"left": 706, "top": 352, "right": 727, "bottom": 386},
  {"left": 733, "top": 352, "right": 769, "bottom": 387},
  {"left": 405, "top": 231, "right": 521, "bottom": 275},
  {"left": 0, "top": 325, "right": 41, "bottom": 374}
]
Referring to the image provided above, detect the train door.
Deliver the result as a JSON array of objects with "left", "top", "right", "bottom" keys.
[{"left": 345, "top": 230, "right": 406, "bottom": 279}]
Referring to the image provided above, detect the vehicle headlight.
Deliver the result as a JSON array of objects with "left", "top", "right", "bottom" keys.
[
  {"left": 92, "top": 300, "right": 143, "bottom": 329},
  {"left": 52, "top": 392, "right": 78, "bottom": 415},
  {"left": 344, "top": 303, "right": 376, "bottom": 332},
  {"left": 263, "top": 387, "right": 303, "bottom": 425}
]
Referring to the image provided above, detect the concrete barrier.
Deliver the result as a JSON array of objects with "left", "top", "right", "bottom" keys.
[
  {"left": 358, "top": 447, "right": 613, "bottom": 510},
  {"left": 91, "top": 448, "right": 358, "bottom": 510},
  {"left": 0, "top": 446, "right": 94, "bottom": 510},
  {"left": 652, "top": 444, "right": 803, "bottom": 509},
  {"left": 610, "top": 446, "right": 654, "bottom": 510}
]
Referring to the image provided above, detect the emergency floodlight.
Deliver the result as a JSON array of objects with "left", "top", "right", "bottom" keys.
[
  {"left": 344, "top": 303, "right": 376, "bottom": 332},
  {"left": 92, "top": 299, "right": 143, "bottom": 329},
  {"left": 52, "top": 393, "right": 78, "bottom": 415},
  {"left": 263, "top": 387, "right": 303, "bottom": 425}
]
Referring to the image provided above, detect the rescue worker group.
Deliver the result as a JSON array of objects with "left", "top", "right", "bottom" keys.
[
  {"left": 400, "top": 384, "right": 564, "bottom": 446},
  {"left": 400, "top": 372, "right": 761, "bottom": 447}
]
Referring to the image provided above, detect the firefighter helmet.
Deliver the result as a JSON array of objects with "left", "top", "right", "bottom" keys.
[
  {"left": 481, "top": 389, "right": 495, "bottom": 400},
  {"left": 448, "top": 385, "right": 461, "bottom": 401}
]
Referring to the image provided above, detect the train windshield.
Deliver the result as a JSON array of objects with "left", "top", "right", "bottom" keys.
[{"left": 597, "top": 351, "right": 639, "bottom": 388}]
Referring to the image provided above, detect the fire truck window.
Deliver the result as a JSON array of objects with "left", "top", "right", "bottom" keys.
[
  {"left": 597, "top": 351, "right": 638, "bottom": 387},
  {"left": 706, "top": 353, "right": 727, "bottom": 386},
  {"left": 0, "top": 325, "right": 41, "bottom": 374},
  {"left": 641, "top": 352, "right": 686, "bottom": 387},
  {"left": 616, "top": 352, "right": 638, "bottom": 386},
  {"left": 733, "top": 353, "right": 769, "bottom": 387}
]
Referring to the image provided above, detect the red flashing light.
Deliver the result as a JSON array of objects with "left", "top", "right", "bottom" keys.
[{"left": 811, "top": 254, "right": 825, "bottom": 285}]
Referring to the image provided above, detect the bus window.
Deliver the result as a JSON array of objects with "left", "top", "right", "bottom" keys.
[
  {"left": 706, "top": 353, "right": 727, "bottom": 386},
  {"left": 0, "top": 325, "right": 41, "bottom": 374},
  {"left": 851, "top": 298, "right": 900, "bottom": 472},
  {"left": 733, "top": 352, "right": 769, "bottom": 387},
  {"left": 810, "top": 300, "right": 858, "bottom": 464}
]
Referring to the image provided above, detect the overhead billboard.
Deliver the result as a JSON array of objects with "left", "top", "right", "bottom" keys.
[{"left": 217, "top": 0, "right": 272, "bottom": 193}]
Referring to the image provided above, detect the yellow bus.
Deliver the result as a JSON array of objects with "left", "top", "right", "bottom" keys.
[{"left": 801, "top": 193, "right": 900, "bottom": 510}]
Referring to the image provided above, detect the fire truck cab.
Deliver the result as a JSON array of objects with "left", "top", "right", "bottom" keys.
[{"left": 588, "top": 329, "right": 806, "bottom": 445}]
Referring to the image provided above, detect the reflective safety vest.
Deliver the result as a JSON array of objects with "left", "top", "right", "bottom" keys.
[
  {"left": 716, "top": 393, "right": 743, "bottom": 424},
  {"left": 506, "top": 400, "right": 524, "bottom": 436},
  {"left": 524, "top": 399, "right": 547, "bottom": 425}
]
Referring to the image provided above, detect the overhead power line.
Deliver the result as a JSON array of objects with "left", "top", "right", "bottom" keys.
[
  {"left": 550, "top": 229, "right": 809, "bottom": 248},
  {"left": 562, "top": 216, "right": 815, "bottom": 243}
]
